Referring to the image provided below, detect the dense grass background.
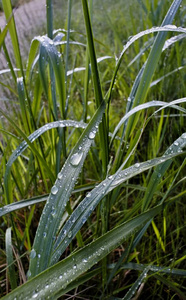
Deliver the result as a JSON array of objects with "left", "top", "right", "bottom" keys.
[{"left": 0, "top": 0, "right": 186, "bottom": 299}]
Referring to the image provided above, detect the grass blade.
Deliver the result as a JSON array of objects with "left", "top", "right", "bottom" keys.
[
  {"left": 28, "top": 102, "right": 106, "bottom": 277},
  {"left": 2, "top": 0, "right": 24, "bottom": 76},
  {"left": 0, "top": 195, "right": 48, "bottom": 217},
  {"left": 142, "top": 132, "right": 186, "bottom": 211},
  {"left": 111, "top": 99, "right": 186, "bottom": 145},
  {"left": 5, "top": 228, "right": 17, "bottom": 290},
  {"left": 0, "top": 17, "right": 12, "bottom": 50}
]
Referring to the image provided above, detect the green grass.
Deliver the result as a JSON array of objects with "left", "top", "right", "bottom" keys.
[{"left": 0, "top": 0, "right": 186, "bottom": 299}]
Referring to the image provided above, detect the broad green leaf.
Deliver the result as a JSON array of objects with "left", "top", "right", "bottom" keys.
[{"left": 28, "top": 102, "right": 106, "bottom": 277}]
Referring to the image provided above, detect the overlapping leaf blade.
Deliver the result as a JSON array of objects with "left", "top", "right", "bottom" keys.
[
  {"left": 28, "top": 102, "right": 106, "bottom": 277},
  {"left": 51, "top": 133, "right": 186, "bottom": 265},
  {"left": 1, "top": 204, "right": 163, "bottom": 300}
]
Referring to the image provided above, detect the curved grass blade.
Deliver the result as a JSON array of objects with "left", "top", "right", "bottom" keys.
[
  {"left": 5, "top": 228, "right": 17, "bottom": 290},
  {"left": 162, "top": 33, "right": 186, "bottom": 51},
  {"left": 150, "top": 66, "right": 186, "bottom": 87},
  {"left": 2, "top": 204, "right": 162, "bottom": 300},
  {"left": 67, "top": 56, "right": 113, "bottom": 76},
  {"left": 0, "top": 195, "right": 48, "bottom": 217},
  {"left": 106, "top": 23, "right": 186, "bottom": 104},
  {"left": 51, "top": 149, "right": 184, "bottom": 265},
  {"left": 5, "top": 120, "right": 87, "bottom": 171},
  {"left": 142, "top": 132, "right": 186, "bottom": 211},
  {"left": 28, "top": 102, "right": 106, "bottom": 278},
  {"left": 116, "top": 29, "right": 185, "bottom": 157},
  {"left": 3, "top": 119, "right": 87, "bottom": 206},
  {"left": 108, "top": 262, "right": 186, "bottom": 276},
  {"left": 111, "top": 99, "right": 186, "bottom": 145}
]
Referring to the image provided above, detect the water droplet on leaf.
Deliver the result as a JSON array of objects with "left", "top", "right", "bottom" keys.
[
  {"left": 89, "top": 131, "right": 96, "bottom": 139},
  {"left": 70, "top": 152, "right": 83, "bottom": 166},
  {"left": 51, "top": 186, "right": 58, "bottom": 195},
  {"left": 30, "top": 249, "right": 36, "bottom": 259},
  {"left": 68, "top": 231, "right": 72, "bottom": 238}
]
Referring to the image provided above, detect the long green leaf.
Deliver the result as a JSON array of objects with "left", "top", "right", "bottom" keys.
[{"left": 28, "top": 102, "right": 106, "bottom": 278}]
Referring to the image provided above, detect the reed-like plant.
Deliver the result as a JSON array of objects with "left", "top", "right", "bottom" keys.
[{"left": 0, "top": 0, "right": 186, "bottom": 299}]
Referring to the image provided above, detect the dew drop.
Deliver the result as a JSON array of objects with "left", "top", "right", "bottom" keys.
[
  {"left": 51, "top": 186, "right": 58, "bottom": 195},
  {"left": 70, "top": 152, "right": 83, "bottom": 167},
  {"left": 135, "top": 163, "right": 140, "bottom": 168},
  {"left": 30, "top": 249, "right": 36, "bottom": 259},
  {"left": 73, "top": 264, "right": 77, "bottom": 269},
  {"left": 89, "top": 131, "right": 96, "bottom": 140},
  {"left": 32, "top": 292, "right": 38, "bottom": 299},
  {"left": 68, "top": 231, "right": 72, "bottom": 238},
  {"left": 58, "top": 172, "right": 62, "bottom": 180},
  {"left": 82, "top": 217, "right": 87, "bottom": 224}
]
